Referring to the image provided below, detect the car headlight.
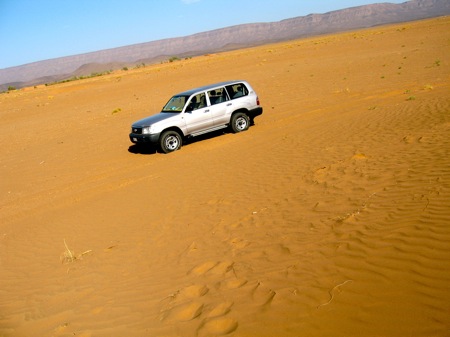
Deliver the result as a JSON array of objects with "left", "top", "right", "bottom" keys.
[{"left": 142, "top": 125, "right": 156, "bottom": 134}]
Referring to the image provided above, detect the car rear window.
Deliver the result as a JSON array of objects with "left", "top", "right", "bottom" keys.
[{"left": 225, "top": 83, "right": 249, "bottom": 99}]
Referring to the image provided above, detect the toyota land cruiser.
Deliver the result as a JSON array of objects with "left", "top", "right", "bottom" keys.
[{"left": 129, "top": 80, "right": 263, "bottom": 153}]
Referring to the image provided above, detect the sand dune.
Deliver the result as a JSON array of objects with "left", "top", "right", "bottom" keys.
[{"left": 1, "top": 17, "right": 449, "bottom": 337}]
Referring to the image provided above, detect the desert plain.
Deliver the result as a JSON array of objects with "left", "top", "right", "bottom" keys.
[{"left": 1, "top": 17, "right": 450, "bottom": 337}]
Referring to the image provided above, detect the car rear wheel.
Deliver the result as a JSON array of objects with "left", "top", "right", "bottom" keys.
[
  {"left": 159, "top": 130, "right": 182, "bottom": 153},
  {"left": 230, "top": 112, "right": 250, "bottom": 133}
]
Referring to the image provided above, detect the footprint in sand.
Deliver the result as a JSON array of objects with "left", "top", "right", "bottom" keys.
[
  {"left": 229, "top": 237, "right": 250, "bottom": 250},
  {"left": 160, "top": 284, "right": 209, "bottom": 321},
  {"left": 206, "top": 301, "right": 234, "bottom": 318},
  {"left": 188, "top": 261, "right": 219, "bottom": 275},
  {"left": 166, "top": 301, "right": 204, "bottom": 321},
  {"left": 200, "top": 317, "right": 238, "bottom": 335},
  {"left": 313, "top": 166, "right": 328, "bottom": 184},
  {"left": 179, "top": 284, "right": 209, "bottom": 299},
  {"left": 188, "top": 260, "right": 234, "bottom": 276},
  {"left": 162, "top": 260, "right": 251, "bottom": 334},
  {"left": 221, "top": 278, "right": 248, "bottom": 289},
  {"left": 209, "top": 260, "right": 235, "bottom": 275},
  {"left": 250, "top": 282, "right": 277, "bottom": 306}
]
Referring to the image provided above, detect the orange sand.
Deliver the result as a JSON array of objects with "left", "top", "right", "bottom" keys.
[{"left": 1, "top": 17, "right": 450, "bottom": 337}]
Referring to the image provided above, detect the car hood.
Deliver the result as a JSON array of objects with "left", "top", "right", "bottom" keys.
[{"left": 132, "top": 112, "right": 179, "bottom": 127}]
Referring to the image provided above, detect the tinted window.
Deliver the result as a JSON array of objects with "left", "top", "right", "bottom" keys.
[
  {"left": 225, "top": 83, "right": 249, "bottom": 99},
  {"left": 207, "top": 87, "right": 229, "bottom": 105},
  {"left": 185, "top": 93, "right": 207, "bottom": 112}
]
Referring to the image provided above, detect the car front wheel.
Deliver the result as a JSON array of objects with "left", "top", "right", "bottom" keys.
[
  {"left": 159, "top": 130, "right": 182, "bottom": 153},
  {"left": 230, "top": 112, "right": 250, "bottom": 133}
]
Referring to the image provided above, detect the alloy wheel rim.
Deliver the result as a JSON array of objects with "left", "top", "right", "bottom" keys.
[
  {"left": 166, "top": 136, "right": 179, "bottom": 150},
  {"left": 236, "top": 117, "right": 247, "bottom": 130}
]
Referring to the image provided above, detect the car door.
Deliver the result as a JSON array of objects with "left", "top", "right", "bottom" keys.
[
  {"left": 207, "top": 87, "right": 232, "bottom": 126},
  {"left": 183, "top": 92, "right": 213, "bottom": 134}
]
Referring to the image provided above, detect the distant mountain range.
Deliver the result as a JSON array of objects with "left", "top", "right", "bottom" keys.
[{"left": 1, "top": 0, "right": 449, "bottom": 91}]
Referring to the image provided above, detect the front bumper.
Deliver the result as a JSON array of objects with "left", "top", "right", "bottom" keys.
[{"left": 129, "top": 132, "right": 160, "bottom": 144}]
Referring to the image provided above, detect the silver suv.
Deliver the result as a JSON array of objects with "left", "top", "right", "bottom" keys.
[{"left": 129, "top": 80, "right": 263, "bottom": 153}]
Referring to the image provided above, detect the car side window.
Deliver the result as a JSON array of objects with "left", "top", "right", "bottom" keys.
[
  {"left": 225, "top": 83, "right": 249, "bottom": 99},
  {"left": 186, "top": 93, "right": 207, "bottom": 112},
  {"left": 207, "top": 88, "right": 229, "bottom": 105}
]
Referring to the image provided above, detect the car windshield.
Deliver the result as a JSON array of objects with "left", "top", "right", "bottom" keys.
[{"left": 162, "top": 95, "right": 188, "bottom": 112}]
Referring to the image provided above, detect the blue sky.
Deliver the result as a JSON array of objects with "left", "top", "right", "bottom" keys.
[{"left": 0, "top": 0, "right": 406, "bottom": 69}]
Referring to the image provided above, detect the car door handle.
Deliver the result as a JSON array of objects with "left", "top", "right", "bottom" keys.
[
  {"left": 226, "top": 103, "right": 232, "bottom": 106},
  {"left": 205, "top": 109, "right": 210, "bottom": 112}
]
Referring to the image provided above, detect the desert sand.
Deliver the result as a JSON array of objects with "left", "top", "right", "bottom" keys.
[{"left": 1, "top": 17, "right": 449, "bottom": 337}]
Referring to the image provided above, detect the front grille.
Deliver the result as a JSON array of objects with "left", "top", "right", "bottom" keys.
[{"left": 132, "top": 127, "right": 142, "bottom": 134}]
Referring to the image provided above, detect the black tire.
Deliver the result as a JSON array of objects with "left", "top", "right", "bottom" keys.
[
  {"left": 230, "top": 112, "right": 250, "bottom": 133},
  {"left": 159, "top": 130, "right": 182, "bottom": 153}
]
